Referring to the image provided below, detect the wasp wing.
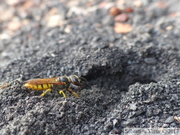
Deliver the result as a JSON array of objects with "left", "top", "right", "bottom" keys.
[{"left": 25, "top": 77, "right": 65, "bottom": 85}]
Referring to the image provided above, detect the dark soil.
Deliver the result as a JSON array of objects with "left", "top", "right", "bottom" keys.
[{"left": 0, "top": 0, "right": 179, "bottom": 135}]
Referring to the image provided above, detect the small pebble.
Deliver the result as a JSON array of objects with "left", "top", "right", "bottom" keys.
[
  {"left": 124, "top": 7, "right": 134, "bottom": 13},
  {"left": 129, "top": 103, "right": 137, "bottom": 111},
  {"left": 7, "top": 19, "right": 22, "bottom": 31},
  {"left": 165, "top": 116, "right": 174, "bottom": 124},
  {"left": 114, "top": 13, "right": 129, "bottom": 22},
  {"left": 109, "top": 6, "right": 121, "bottom": 16},
  {"left": 114, "top": 23, "right": 133, "bottom": 33},
  {"left": 144, "top": 57, "right": 157, "bottom": 64},
  {"left": 121, "top": 118, "right": 137, "bottom": 127}
]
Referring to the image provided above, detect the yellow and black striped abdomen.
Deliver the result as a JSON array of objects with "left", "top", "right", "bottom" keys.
[{"left": 24, "top": 83, "right": 53, "bottom": 91}]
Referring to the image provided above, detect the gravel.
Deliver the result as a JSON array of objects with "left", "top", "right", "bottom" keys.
[{"left": 0, "top": 0, "right": 179, "bottom": 135}]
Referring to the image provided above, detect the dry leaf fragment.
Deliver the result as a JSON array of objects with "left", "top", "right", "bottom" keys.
[{"left": 114, "top": 23, "right": 133, "bottom": 33}]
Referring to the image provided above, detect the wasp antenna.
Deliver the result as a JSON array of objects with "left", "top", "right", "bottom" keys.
[
  {"left": 79, "top": 77, "right": 87, "bottom": 82},
  {"left": 79, "top": 77, "right": 91, "bottom": 89}
]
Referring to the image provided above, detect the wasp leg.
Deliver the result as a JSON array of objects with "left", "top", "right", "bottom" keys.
[
  {"left": 41, "top": 89, "right": 52, "bottom": 96},
  {"left": 68, "top": 88, "right": 79, "bottom": 98},
  {"left": 59, "top": 90, "right": 66, "bottom": 98}
]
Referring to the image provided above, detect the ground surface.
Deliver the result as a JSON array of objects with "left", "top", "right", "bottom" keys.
[{"left": 0, "top": 0, "right": 179, "bottom": 135}]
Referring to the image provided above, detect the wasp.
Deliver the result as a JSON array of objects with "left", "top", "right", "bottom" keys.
[{"left": 24, "top": 75, "right": 89, "bottom": 98}]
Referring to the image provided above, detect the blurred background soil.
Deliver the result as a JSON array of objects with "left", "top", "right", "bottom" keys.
[{"left": 0, "top": 0, "right": 179, "bottom": 135}]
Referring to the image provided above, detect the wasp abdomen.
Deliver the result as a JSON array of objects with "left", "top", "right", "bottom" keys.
[{"left": 24, "top": 83, "right": 53, "bottom": 91}]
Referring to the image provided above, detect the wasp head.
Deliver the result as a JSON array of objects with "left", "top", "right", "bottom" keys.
[{"left": 69, "top": 75, "right": 91, "bottom": 89}]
